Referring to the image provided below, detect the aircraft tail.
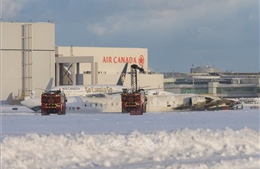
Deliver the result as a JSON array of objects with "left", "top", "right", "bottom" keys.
[
  {"left": 45, "top": 78, "right": 54, "bottom": 91},
  {"left": 35, "top": 78, "right": 54, "bottom": 92},
  {"left": 2, "top": 93, "right": 14, "bottom": 105},
  {"left": 116, "top": 63, "right": 128, "bottom": 86}
]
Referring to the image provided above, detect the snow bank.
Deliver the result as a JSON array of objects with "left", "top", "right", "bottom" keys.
[
  {"left": 2, "top": 128, "right": 259, "bottom": 169},
  {"left": 0, "top": 105, "right": 35, "bottom": 116}
]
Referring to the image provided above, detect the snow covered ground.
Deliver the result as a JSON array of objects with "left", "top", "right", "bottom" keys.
[{"left": 1, "top": 105, "right": 259, "bottom": 169}]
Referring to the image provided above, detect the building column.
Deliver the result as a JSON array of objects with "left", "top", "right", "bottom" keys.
[
  {"left": 208, "top": 82, "right": 218, "bottom": 96},
  {"left": 76, "top": 63, "right": 80, "bottom": 85},
  {"left": 91, "top": 62, "right": 95, "bottom": 85},
  {"left": 72, "top": 63, "right": 76, "bottom": 85},
  {"left": 55, "top": 63, "right": 60, "bottom": 86},
  {"left": 95, "top": 62, "right": 98, "bottom": 84}
]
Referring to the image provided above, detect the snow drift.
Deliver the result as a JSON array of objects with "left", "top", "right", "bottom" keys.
[{"left": 2, "top": 128, "right": 259, "bottom": 169}]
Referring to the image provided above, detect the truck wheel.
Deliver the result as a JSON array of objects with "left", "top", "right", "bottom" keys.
[
  {"left": 57, "top": 110, "right": 62, "bottom": 115},
  {"left": 41, "top": 111, "right": 49, "bottom": 116},
  {"left": 143, "top": 105, "right": 146, "bottom": 113},
  {"left": 61, "top": 108, "right": 66, "bottom": 115}
]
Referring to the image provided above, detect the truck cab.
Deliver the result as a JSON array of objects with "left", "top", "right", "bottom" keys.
[
  {"left": 121, "top": 89, "right": 147, "bottom": 115},
  {"left": 41, "top": 90, "right": 67, "bottom": 115}
]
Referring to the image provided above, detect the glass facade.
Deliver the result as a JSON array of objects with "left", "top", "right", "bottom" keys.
[
  {"left": 181, "top": 87, "right": 208, "bottom": 94},
  {"left": 166, "top": 84, "right": 260, "bottom": 97},
  {"left": 216, "top": 87, "right": 257, "bottom": 95}
]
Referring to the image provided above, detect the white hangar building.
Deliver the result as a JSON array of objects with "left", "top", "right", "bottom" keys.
[
  {"left": 0, "top": 22, "right": 55, "bottom": 103},
  {"left": 0, "top": 22, "right": 163, "bottom": 104}
]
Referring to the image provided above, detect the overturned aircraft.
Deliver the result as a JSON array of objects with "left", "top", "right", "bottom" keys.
[{"left": 22, "top": 89, "right": 241, "bottom": 113}]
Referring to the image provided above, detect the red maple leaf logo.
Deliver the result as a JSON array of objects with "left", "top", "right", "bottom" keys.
[{"left": 138, "top": 55, "right": 144, "bottom": 66}]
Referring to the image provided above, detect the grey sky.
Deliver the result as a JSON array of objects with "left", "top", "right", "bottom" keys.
[{"left": 1, "top": 0, "right": 259, "bottom": 73}]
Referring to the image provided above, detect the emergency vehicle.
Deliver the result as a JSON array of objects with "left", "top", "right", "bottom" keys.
[
  {"left": 121, "top": 64, "right": 147, "bottom": 115},
  {"left": 41, "top": 90, "right": 67, "bottom": 115}
]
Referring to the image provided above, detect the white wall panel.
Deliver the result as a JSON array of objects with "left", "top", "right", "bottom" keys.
[
  {"left": 32, "top": 23, "right": 55, "bottom": 50},
  {"left": 1, "top": 51, "right": 23, "bottom": 100},
  {"left": 0, "top": 22, "right": 22, "bottom": 49},
  {"left": 32, "top": 51, "right": 55, "bottom": 96}
]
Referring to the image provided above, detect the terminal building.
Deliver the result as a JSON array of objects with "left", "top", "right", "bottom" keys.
[
  {"left": 0, "top": 22, "right": 163, "bottom": 104},
  {"left": 164, "top": 66, "right": 260, "bottom": 98}
]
